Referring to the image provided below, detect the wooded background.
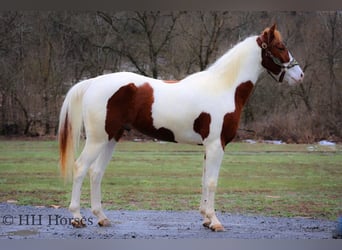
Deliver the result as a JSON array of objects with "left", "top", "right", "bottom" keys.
[{"left": 0, "top": 11, "right": 341, "bottom": 143}]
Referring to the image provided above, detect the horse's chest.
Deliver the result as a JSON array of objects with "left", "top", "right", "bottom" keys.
[{"left": 220, "top": 81, "right": 254, "bottom": 147}]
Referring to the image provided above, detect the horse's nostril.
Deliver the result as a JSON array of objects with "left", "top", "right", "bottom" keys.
[{"left": 301, "top": 73, "right": 304, "bottom": 78}]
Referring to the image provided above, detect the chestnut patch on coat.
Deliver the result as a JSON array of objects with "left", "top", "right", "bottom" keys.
[
  {"left": 220, "top": 81, "right": 254, "bottom": 148},
  {"left": 105, "top": 82, "right": 176, "bottom": 142},
  {"left": 193, "top": 112, "right": 211, "bottom": 140},
  {"left": 105, "top": 83, "right": 137, "bottom": 141},
  {"left": 132, "top": 83, "right": 176, "bottom": 142}
]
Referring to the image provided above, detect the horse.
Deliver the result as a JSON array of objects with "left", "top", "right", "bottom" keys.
[{"left": 58, "top": 24, "right": 304, "bottom": 231}]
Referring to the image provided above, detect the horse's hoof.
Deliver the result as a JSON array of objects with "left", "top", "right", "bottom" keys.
[
  {"left": 98, "top": 218, "right": 111, "bottom": 227},
  {"left": 210, "top": 224, "right": 225, "bottom": 232},
  {"left": 71, "top": 219, "right": 87, "bottom": 228},
  {"left": 202, "top": 221, "right": 211, "bottom": 228}
]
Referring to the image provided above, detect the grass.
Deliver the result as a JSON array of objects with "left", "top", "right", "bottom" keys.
[{"left": 0, "top": 139, "right": 341, "bottom": 220}]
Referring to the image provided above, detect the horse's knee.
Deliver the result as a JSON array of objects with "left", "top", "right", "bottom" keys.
[
  {"left": 89, "top": 168, "right": 102, "bottom": 183},
  {"left": 73, "top": 162, "right": 88, "bottom": 181},
  {"left": 208, "top": 178, "right": 217, "bottom": 192}
]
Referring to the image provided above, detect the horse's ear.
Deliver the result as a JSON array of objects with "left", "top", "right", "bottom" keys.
[
  {"left": 268, "top": 23, "right": 277, "bottom": 43},
  {"left": 261, "top": 23, "right": 278, "bottom": 46}
]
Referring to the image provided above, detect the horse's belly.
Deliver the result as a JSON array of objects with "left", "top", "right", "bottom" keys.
[{"left": 133, "top": 118, "right": 203, "bottom": 144}]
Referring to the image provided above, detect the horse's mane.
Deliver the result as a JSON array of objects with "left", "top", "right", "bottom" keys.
[{"left": 206, "top": 36, "right": 259, "bottom": 86}]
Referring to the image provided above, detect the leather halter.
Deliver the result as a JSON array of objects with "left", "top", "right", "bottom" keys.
[{"left": 256, "top": 37, "right": 299, "bottom": 82}]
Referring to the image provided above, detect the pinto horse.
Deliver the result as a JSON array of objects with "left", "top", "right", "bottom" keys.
[{"left": 58, "top": 24, "right": 304, "bottom": 231}]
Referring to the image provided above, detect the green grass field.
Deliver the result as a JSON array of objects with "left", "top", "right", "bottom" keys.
[{"left": 0, "top": 139, "right": 341, "bottom": 220}]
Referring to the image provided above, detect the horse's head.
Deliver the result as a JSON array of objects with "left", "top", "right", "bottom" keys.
[{"left": 257, "top": 24, "right": 304, "bottom": 85}]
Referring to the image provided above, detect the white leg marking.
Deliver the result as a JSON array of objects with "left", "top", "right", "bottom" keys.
[
  {"left": 89, "top": 139, "right": 116, "bottom": 227},
  {"left": 69, "top": 139, "right": 107, "bottom": 227},
  {"left": 200, "top": 154, "right": 210, "bottom": 227},
  {"left": 200, "top": 140, "right": 225, "bottom": 231}
]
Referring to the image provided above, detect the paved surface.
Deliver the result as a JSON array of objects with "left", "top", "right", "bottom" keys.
[{"left": 0, "top": 203, "right": 337, "bottom": 239}]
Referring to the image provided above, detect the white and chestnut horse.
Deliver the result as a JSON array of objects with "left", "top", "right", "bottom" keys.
[{"left": 58, "top": 24, "right": 304, "bottom": 231}]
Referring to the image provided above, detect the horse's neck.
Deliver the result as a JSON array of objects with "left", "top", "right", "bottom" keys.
[{"left": 207, "top": 36, "right": 262, "bottom": 87}]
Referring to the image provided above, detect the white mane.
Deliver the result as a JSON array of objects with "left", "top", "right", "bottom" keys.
[{"left": 207, "top": 36, "right": 262, "bottom": 86}]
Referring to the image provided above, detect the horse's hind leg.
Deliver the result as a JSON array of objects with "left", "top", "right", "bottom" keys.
[
  {"left": 89, "top": 139, "right": 116, "bottom": 227},
  {"left": 69, "top": 139, "right": 107, "bottom": 228}
]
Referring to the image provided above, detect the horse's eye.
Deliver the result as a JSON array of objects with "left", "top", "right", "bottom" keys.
[{"left": 277, "top": 46, "right": 285, "bottom": 51}]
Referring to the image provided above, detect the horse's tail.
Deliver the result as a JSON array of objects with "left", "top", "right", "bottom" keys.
[{"left": 58, "top": 79, "right": 92, "bottom": 181}]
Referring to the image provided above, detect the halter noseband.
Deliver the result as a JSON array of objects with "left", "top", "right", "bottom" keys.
[{"left": 256, "top": 37, "right": 299, "bottom": 83}]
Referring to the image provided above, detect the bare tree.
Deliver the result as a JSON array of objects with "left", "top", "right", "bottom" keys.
[
  {"left": 0, "top": 11, "right": 341, "bottom": 142},
  {"left": 178, "top": 11, "right": 229, "bottom": 72},
  {"left": 97, "top": 11, "right": 183, "bottom": 78},
  {"left": 0, "top": 11, "right": 28, "bottom": 135},
  {"left": 318, "top": 11, "right": 342, "bottom": 137}
]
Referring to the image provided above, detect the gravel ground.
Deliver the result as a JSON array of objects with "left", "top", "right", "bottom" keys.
[{"left": 0, "top": 203, "right": 337, "bottom": 239}]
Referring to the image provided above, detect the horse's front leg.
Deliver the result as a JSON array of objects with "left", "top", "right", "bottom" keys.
[{"left": 200, "top": 140, "right": 225, "bottom": 232}]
